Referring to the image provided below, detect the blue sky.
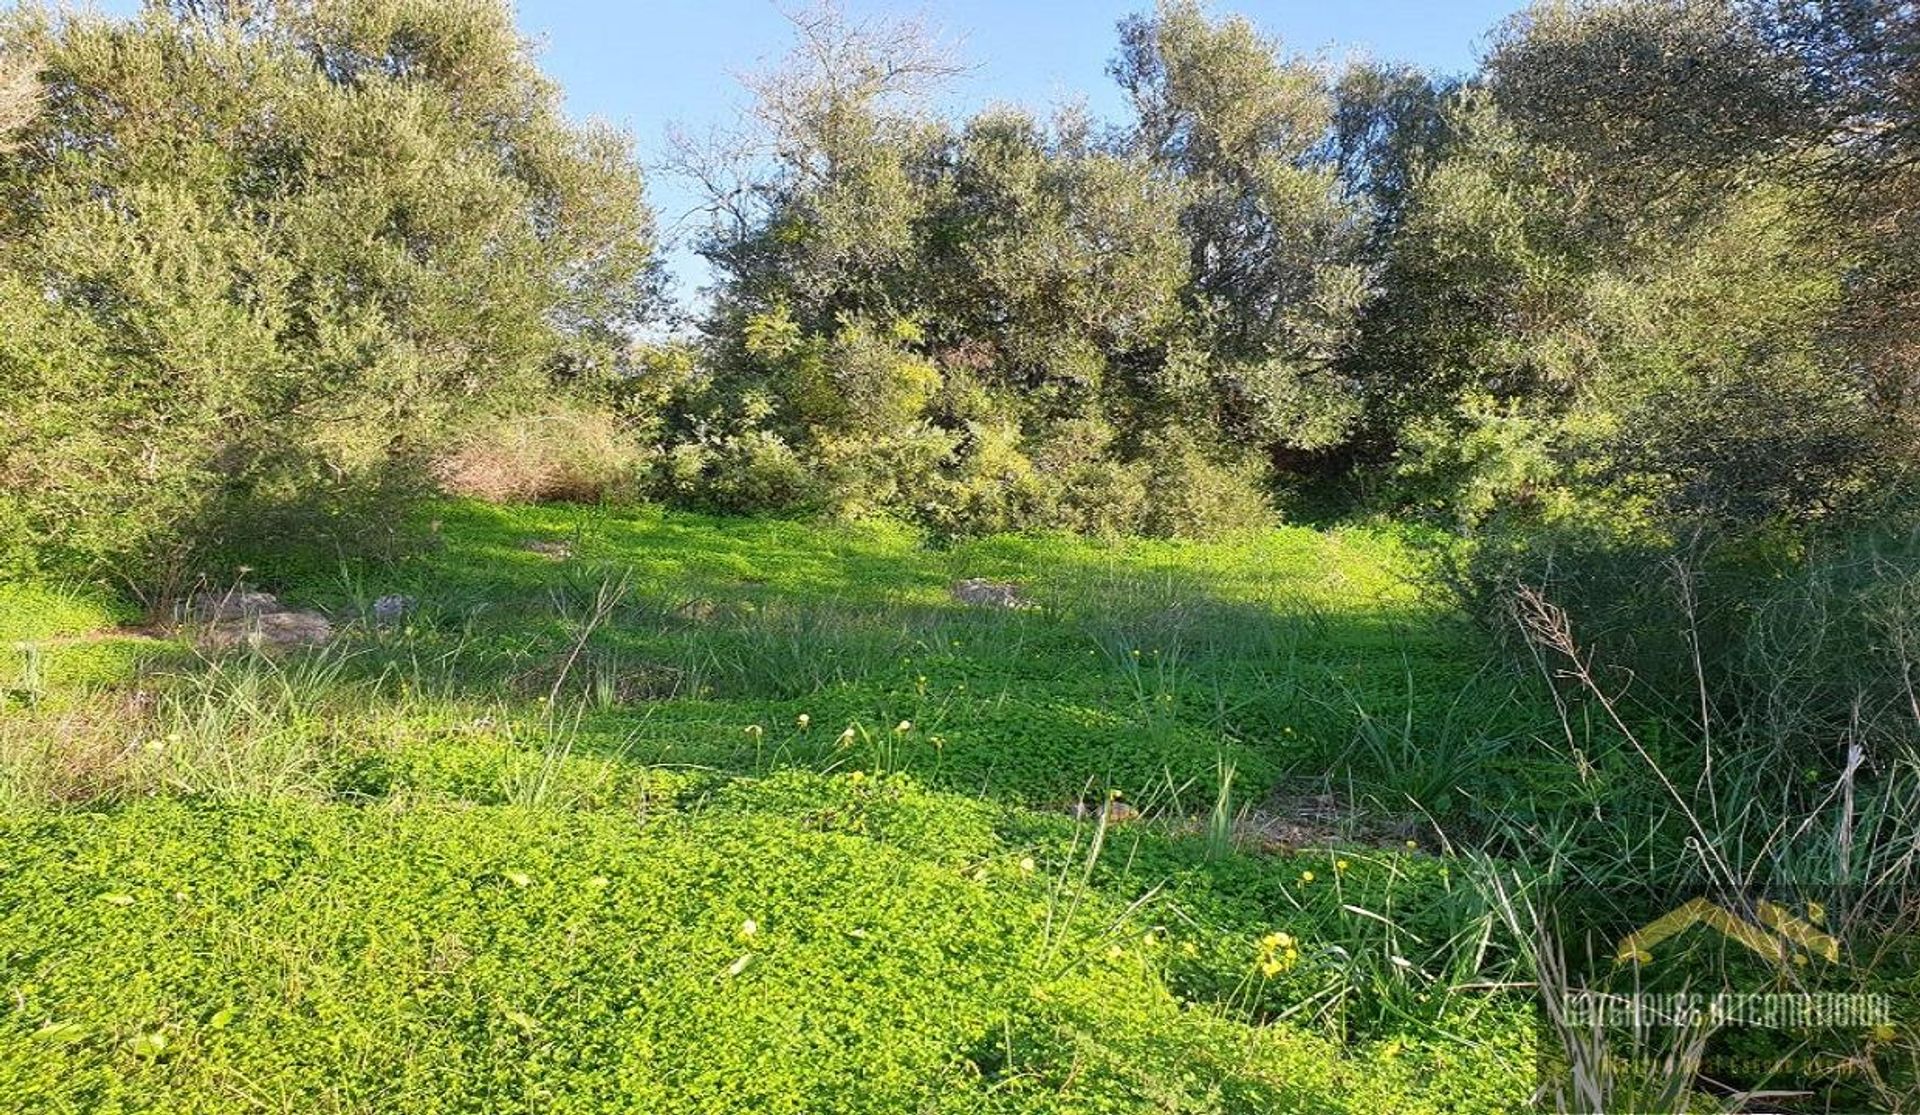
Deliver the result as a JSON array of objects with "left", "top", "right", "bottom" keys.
[{"left": 97, "top": 0, "right": 1529, "bottom": 295}]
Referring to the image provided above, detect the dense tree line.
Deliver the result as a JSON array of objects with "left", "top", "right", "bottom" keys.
[
  {"left": 0, "top": 0, "right": 1912, "bottom": 589},
  {"left": 656, "top": 0, "right": 1914, "bottom": 547}
]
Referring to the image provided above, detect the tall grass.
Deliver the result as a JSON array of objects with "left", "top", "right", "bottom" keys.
[{"left": 1458, "top": 527, "right": 1920, "bottom": 1112}]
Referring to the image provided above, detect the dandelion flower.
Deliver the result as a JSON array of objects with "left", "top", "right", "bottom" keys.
[
  {"left": 797, "top": 713, "right": 811, "bottom": 729},
  {"left": 895, "top": 720, "right": 913, "bottom": 733},
  {"left": 1299, "top": 870, "right": 1315, "bottom": 884},
  {"left": 1018, "top": 856, "right": 1036, "bottom": 873},
  {"left": 1261, "top": 958, "right": 1285, "bottom": 977},
  {"left": 739, "top": 918, "right": 759, "bottom": 939},
  {"left": 1336, "top": 859, "right": 1350, "bottom": 872},
  {"left": 1405, "top": 839, "right": 1419, "bottom": 850}
]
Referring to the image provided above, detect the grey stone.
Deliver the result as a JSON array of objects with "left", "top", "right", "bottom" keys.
[
  {"left": 372, "top": 594, "right": 416, "bottom": 624},
  {"left": 951, "top": 578, "right": 1029, "bottom": 609},
  {"left": 201, "top": 609, "right": 334, "bottom": 652}
]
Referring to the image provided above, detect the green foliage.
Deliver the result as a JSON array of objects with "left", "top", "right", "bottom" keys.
[
  {"left": 0, "top": 0, "right": 655, "bottom": 591},
  {"left": 0, "top": 502, "right": 1562, "bottom": 1112},
  {"left": 0, "top": 790, "right": 1534, "bottom": 1113},
  {"left": 669, "top": 2, "right": 1380, "bottom": 538}
]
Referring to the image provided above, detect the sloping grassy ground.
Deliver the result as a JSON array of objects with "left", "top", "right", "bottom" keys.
[{"left": 0, "top": 501, "right": 1554, "bottom": 1112}]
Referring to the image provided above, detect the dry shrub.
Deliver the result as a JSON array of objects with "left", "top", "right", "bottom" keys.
[
  {"left": 0, "top": 51, "right": 39, "bottom": 152},
  {"left": 437, "top": 407, "right": 647, "bottom": 505}
]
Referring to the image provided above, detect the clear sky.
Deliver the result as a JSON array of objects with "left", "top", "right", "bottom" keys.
[{"left": 95, "top": 0, "right": 1531, "bottom": 296}]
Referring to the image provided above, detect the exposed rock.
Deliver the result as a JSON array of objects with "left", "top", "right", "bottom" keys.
[
  {"left": 200, "top": 609, "right": 334, "bottom": 652},
  {"left": 952, "top": 578, "right": 1030, "bottom": 609},
  {"left": 372, "top": 594, "right": 416, "bottom": 624},
  {"left": 182, "top": 586, "right": 334, "bottom": 651},
  {"left": 522, "top": 539, "right": 573, "bottom": 560},
  {"left": 186, "top": 589, "right": 282, "bottom": 623}
]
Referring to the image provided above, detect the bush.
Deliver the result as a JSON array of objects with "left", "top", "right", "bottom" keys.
[
  {"left": 688, "top": 430, "right": 823, "bottom": 515},
  {"left": 1446, "top": 510, "right": 1920, "bottom": 790},
  {"left": 1030, "top": 418, "right": 1151, "bottom": 538},
  {"left": 437, "top": 407, "right": 648, "bottom": 505},
  {"left": 0, "top": 48, "right": 35, "bottom": 148},
  {"left": 924, "top": 420, "right": 1050, "bottom": 537},
  {"left": 1139, "top": 428, "right": 1278, "bottom": 539}
]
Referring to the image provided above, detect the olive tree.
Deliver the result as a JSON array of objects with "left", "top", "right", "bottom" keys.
[{"left": 0, "top": 0, "right": 656, "bottom": 592}]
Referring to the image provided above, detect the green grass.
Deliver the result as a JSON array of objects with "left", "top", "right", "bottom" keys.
[
  {"left": 0, "top": 500, "right": 1562, "bottom": 1112},
  {"left": 0, "top": 582, "right": 155, "bottom": 703}
]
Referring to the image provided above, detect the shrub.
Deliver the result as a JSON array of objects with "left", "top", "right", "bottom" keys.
[
  {"left": 1030, "top": 417, "right": 1151, "bottom": 538},
  {"left": 1447, "top": 509, "right": 1920, "bottom": 792},
  {"left": 0, "top": 48, "right": 35, "bottom": 148},
  {"left": 924, "top": 420, "right": 1050, "bottom": 536},
  {"left": 695, "top": 430, "right": 822, "bottom": 515},
  {"left": 437, "top": 407, "right": 648, "bottom": 505},
  {"left": 1139, "top": 428, "right": 1278, "bottom": 539}
]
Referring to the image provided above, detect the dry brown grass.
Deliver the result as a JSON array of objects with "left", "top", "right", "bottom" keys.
[
  {"left": 0, "top": 690, "right": 154, "bottom": 805},
  {"left": 436, "top": 406, "right": 647, "bottom": 505}
]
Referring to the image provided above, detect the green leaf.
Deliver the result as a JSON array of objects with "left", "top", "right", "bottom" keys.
[
  {"left": 128, "top": 1032, "right": 168, "bottom": 1058},
  {"left": 33, "top": 1020, "right": 88, "bottom": 1045}
]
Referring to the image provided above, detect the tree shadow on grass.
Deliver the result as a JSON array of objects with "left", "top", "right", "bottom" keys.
[{"left": 74, "top": 500, "right": 1566, "bottom": 814}]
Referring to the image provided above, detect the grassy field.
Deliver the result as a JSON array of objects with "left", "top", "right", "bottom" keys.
[{"left": 0, "top": 501, "right": 1559, "bottom": 1112}]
